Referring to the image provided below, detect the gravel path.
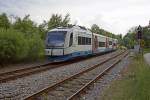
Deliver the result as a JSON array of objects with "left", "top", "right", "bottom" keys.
[
  {"left": 144, "top": 53, "right": 150, "bottom": 66},
  {"left": 78, "top": 53, "right": 131, "bottom": 100},
  {"left": 0, "top": 51, "right": 121, "bottom": 100}
]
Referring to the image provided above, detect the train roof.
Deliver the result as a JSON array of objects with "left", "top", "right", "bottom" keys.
[
  {"left": 48, "top": 26, "right": 117, "bottom": 40},
  {"left": 48, "top": 26, "right": 92, "bottom": 35},
  {"left": 93, "top": 33, "right": 106, "bottom": 38},
  {"left": 48, "top": 26, "right": 89, "bottom": 32}
]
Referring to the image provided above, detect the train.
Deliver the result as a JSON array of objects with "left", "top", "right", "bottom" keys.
[{"left": 45, "top": 26, "right": 118, "bottom": 62}]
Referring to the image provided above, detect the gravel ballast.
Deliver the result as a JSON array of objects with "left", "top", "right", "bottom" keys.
[
  {"left": 0, "top": 51, "right": 121, "bottom": 100},
  {"left": 78, "top": 54, "right": 131, "bottom": 100}
]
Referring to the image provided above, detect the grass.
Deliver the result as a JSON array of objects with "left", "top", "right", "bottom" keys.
[
  {"left": 101, "top": 53, "right": 150, "bottom": 100},
  {"left": 144, "top": 48, "right": 150, "bottom": 54}
]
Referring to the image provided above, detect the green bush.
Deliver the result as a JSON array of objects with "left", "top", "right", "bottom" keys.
[
  {"left": 26, "top": 33, "right": 44, "bottom": 60},
  {"left": 0, "top": 28, "right": 44, "bottom": 64},
  {"left": 0, "top": 28, "right": 28, "bottom": 63}
]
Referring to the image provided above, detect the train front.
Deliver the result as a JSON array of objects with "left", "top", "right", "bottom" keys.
[{"left": 45, "top": 29, "right": 68, "bottom": 62}]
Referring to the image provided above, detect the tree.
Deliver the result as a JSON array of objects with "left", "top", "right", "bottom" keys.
[
  {"left": 91, "top": 24, "right": 117, "bottom": 37},
  {"left": 13, "top": 15, "right": 38, "bottom": 36},
  {"left": 48, "top": 14, "right": 62, "bottom": 30},
  {"left": 12, "top": 15, "right": 44, "bottom": 61},
  {"left": 61, "top": 13, "right": 70, "bottom": 27},
  {"left": 142, "top": 27, "right": 150, "bottom": 47},
  {"left": 48, "top": 14, "right": 70, "bottom": 30},
  {"left": 0, "top": 13, "right": 10, "bottom": 29},
  {"left": 91, "top": 24, "right": 100, "bottom": 33},
  {"left": 38, "top": 20, "right": 48, "bottom": 39},
  {"left": 122, "top": 25, "right": 150, "bottom": 48},
  {"left": 0, "top": 28, "right": 28, "bottom": 63},
  {"left": 115, "top": 34, "right": 123, "bottom": 46}
]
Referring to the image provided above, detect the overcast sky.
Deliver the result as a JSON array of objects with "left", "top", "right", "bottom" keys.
[{"left": 0, "top": 0, "right": 150, "bottom": 35}]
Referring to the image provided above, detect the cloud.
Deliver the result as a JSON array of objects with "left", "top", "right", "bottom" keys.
[{"left": 0, "top": 0, "right": 150, "bottom": 35}]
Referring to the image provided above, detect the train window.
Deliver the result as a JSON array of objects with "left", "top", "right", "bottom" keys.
[
  {"left": 87, "top": 38, "right": 91, "bottom": 45},
  {"left": 109, "top": 41, "right": 112, "bottom": 45},
  {"left": 69, "top": 33, "right": 73, "bottom": 47},
  {"left": 78, "top": 36, "right": 91, "bottom": 45},
  {"left": 85, "top": 38, "right": 88, "bottom": 45},
  {"left": 47, "top": 31, "right": 67, "bottom": 47},
  {"left": 78, "top": 36, "right": 82, "bottom": 45},
  {"left": 82, "top": 37, "right": 85, "bottom": 45},
  {"left": 99, "top": 42, "right": 105, "bottom": 47},
  {"left": 89, "top": 38, "right": 91, "bottom": 45}
]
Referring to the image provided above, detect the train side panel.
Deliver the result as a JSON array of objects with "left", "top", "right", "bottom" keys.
[
  {"left": 70, "top": 30, "right": 93, "bottom": 57},
  {"left": 97, "top": 34, "right": 106, "bottom": 52}
]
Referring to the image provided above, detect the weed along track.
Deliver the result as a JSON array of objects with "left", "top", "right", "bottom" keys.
[
  {"left": 24, "top": 51, "right": 128, "bottom": 100},
  {"left": 0, "top": 51, "right": 120, "bottom": 83}
]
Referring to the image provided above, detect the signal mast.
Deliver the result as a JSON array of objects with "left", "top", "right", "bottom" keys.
[{"left": 136, "top": 25, "right": 143, "bottom": 53}]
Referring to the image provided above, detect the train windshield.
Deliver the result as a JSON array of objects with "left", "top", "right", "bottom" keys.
[{"left": 46, "top": 31, "right": 67, "bottom": 47}]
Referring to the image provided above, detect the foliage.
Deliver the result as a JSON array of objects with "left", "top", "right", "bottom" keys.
[
  {"left": 91, "top": 24, "right": 117, "bottom": 37},
  {"left": 0, "top": 13, "right": 10, "bottom": 29},
  {"left": 0, "top": 28, "right": 28, "bottom": 63},
  {"left": 91, "top": 24, "right": 101, "bottom": 33},
  {"left": 91, "top": 24, "right": 107, "bottom": 36},
  {"left": 0, "top": 27, "right": 44, "bottom": 64},
  {"left": 13, "top": 15, "right": 38, "bottom": 37},
  {"left": 123, "top": 26, "right": 150, "bottom": 48},
  {"left": 38, "top": 20, "right": 48, "bottom": 39},
  {"left": 12, "top": 14, "right": 45, "bottom": 60},
  {"left": 48, "top": 13, "right": 70, "bottom": 30},
  {"left": 61, "top": 14, "right": 70, "bottom": 27},
  {"left": 143, "top": 48, "right": 150, "bottom": 54},
  {"left": 142, "top": 27, "right": 150, "bottom": 47},
  {"left": 26, "top": 33, "right": 44, "bottom": 60},
  {"left": 123, "top": 32, "right": 136, "bottom": 48},
  {"left": 0, "top": 13, "right": 45, "bottom": 64}
]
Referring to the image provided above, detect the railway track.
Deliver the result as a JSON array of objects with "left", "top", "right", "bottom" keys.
[
  {"left": 0, "top": 62, "right": 69, "bottom": 83},
  {"left": 24, "top": 50, "right": 128, "bottom": 100},
  {"left": 0, "top": 50, "right": 120, "bottom": 83}
]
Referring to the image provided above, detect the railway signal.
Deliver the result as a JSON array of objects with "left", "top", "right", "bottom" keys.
[
  {"left": 137, "top": 30, "right": 142, "bottom": 39},
  {"left": 136, "top": 25, "right": 143, "bottom": 54},
  {"left": 137, "top": 25, "right": 142, "bottom": 39}
]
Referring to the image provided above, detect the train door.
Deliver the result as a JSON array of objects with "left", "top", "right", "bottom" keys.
[
  {"left": 113, "top": 40, "right": 117, "bottom": 49},
  {"left": 112, "top": 39, "right": 115, "bottom": 49},
  {"left": 112, "top": 39, "right": 113, "bottom": 49},
  {"left": 92, "top": 34, "right": 98, "bottom": 53},
  {"left": 105, "top": 37, "right": 109, "bottom": 49}
]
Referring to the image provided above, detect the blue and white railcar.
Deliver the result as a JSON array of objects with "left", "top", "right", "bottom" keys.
[
  {"left": 45, "top": 26, "right": 91, "bottom": 62},
  {"left": 45, "top": 26, "right": 117, "bottom": 62},
  {"left": 93, "top": 33, "right": 106, "bottom": 53}
]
